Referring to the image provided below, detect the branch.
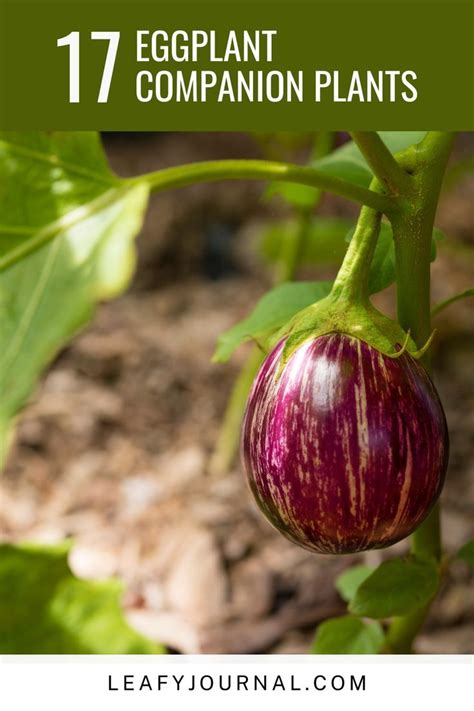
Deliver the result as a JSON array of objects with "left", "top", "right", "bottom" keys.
[
  {"left": 418, "top": 132, "right": 457, "bottom": 164},
  {"left": 350, "top": 132, "right": 413, "bottom": 196},
  {"left": 132, "top": 159, "right": 396, "bottom": 214},
  {"left": 432, "top": 287, "right": 474, "bottom": 317}
]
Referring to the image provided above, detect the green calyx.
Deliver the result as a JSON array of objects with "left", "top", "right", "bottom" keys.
[{"left": 275, "top": 290, "right": 432, "bottom": 372}]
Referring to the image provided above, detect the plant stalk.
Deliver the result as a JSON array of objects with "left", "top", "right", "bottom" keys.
[
  {"left": 385, "top": 131, "right": 455, "bottom": 653},
  {"left": 209, "top": 346, "right": 264, "bottom": 476}
]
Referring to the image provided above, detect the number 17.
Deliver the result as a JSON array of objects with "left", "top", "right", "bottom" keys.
[{"left": 57, "top": 31, "right": 120, "bottom": 104}]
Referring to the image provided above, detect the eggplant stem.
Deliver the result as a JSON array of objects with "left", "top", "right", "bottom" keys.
[{"left": 330, "top": 197, "right": 382, "bottom": 303}]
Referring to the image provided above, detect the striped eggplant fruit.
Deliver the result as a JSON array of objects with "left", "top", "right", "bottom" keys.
[{"left": 241, "top": 334, "right": 449, "bottom": 554}]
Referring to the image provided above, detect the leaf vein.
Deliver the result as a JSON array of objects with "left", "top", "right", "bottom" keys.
[{"left": 0, "top": 137, "right": 118, "bottom": 187}]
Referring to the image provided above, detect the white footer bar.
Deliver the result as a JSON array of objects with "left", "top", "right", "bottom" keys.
[{"left": 0, "top": 654, "right": 471, "bottom": 710}]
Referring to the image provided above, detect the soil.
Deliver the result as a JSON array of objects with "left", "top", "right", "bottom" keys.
[{"left": 1, "top": 132, "right": 473, "bottom": 654}]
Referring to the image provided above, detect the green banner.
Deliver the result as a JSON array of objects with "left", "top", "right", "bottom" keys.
[{"left": 0, "top": 0, "right": 473, "bottom": 130}]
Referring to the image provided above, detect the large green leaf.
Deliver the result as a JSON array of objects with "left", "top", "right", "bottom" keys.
[
  {"left": 335, "top": 565, "right": 375, "bottom": 604},
  {"left": 0, "top": 132, "right": 120, "bottom": 268},
  {"left": 0, "top": 542, "right": 163, "bottom": 653},
  {"left": 0, "top": 132, "right": 149, "bottom": 461},
  {"left": 312, "top": 615, "right": 384, "bottom": 654},
  {"left": 213, "top": 280, "right": 333, "bottom": 363},
  {"left": 313, "top": 132, "right": 427, "bottom": 187},
  {"left": 349, "top": 558, "right": 439, "bottom": 619}
]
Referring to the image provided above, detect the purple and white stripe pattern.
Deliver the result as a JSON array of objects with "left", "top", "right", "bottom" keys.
[{"left": 241, "top": 334, "right": 448, "bottom": 554}]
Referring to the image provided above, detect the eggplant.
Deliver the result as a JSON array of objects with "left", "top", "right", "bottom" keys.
[{"left": 241, "top": 333, "right": 448, "bottom": 554}]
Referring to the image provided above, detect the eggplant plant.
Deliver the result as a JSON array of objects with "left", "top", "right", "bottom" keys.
[{"left": 0, "top": 130, "right": 472, "bottom": 654}]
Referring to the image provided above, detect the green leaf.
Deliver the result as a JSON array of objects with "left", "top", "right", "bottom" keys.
[
  {"left": 312, "top": 615, "right": 384, "bottom": 654},
  {"left": 335, "top": 565, "right": 376, "bottom": 603},
  {"left": 0, "top": 132, "right": 149, "bottom": 462},
  {"left": 0, "top": 132, "right": 120, "bottom": 269},
  {"left": 0, "top": 542, "right": 164, "bottom": 653},
  {"left": 457, "top": 540, "right": 474, "bottom": 568},
  {"left": 313, "top": 132, "right": 427, "bottom": 187},
  {"left": 349, "top": 558, "right": 439, "bottom": 619},
  {"left": 259, "top": 217, "right": 351, "bottom": 266},
  {"left": 213, "top": 280, "right": 333, "bottom": 363}
]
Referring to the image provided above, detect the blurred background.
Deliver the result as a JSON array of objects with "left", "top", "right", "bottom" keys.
[{"left": 1, "top": 132, "right": 473, "bottom": 653}]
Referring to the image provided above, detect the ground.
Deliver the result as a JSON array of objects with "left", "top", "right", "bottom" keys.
[{"left": 1, "top": 132, "right": 473, "bottom": 653}]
